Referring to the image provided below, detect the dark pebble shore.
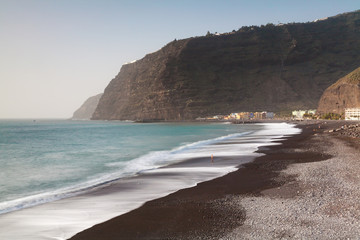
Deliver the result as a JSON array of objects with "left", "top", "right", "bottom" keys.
[{"left": 70, "top": 120, "right": 360, "bottom": 240}]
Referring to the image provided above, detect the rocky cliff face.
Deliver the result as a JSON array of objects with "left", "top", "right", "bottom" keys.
[
  {"left": 72, "top": 93, "right": 103, "bottom": 120},
  {"left": 92, "top": 40, "right": 190, "bottom": 120},
  {"left": 92, "top": 11, "right": 360, "bottom": 121},
  {"left": 317, "top": 67, "right": 360, "bottom": 114}
]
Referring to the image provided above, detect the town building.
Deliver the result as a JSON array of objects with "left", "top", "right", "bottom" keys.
[
  {"left": 292, "top": 109, "right": 316, "bottom": 120},
  {"left": 292, "top": 110, "right": 306, "bottom": 120},
  {"left": 227, "top": 111, "right": 274, "bottom": 120},
  {"left": 266, "top": 112, "right": 275, "bottom": 119},
  {"left": 345, "top": 108, "right": 360, "bottom": 120},
  {"left": 238, "top": 112, "right": 250, "bottom": 119}
]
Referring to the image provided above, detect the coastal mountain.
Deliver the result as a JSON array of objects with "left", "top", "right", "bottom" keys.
[
  {"left": 72, "top": 93, "right": 103, "bottom": 120},
  {"left": 92, "top": 10, "right": 360, "bottom": 121},
  {"left": 317, "top": 67, "right": 360, "bottom": 115}
]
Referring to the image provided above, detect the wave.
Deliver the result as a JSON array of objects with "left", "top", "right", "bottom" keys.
[
  {"left": 0, "top": 122, "right": 303, "bottom": 240},
  {"left": 0, "top": 130, "right": 253, "bottom": 215},
  {"left": 0, "top": 123, "right": 301, "bottom": 216}
]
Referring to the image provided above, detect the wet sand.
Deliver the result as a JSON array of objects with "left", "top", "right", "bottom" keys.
[{"left": 69, "top": 120, "right": 360, "bottom": 239}]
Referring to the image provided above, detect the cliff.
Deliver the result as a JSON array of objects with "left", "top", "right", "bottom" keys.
[
  {"left": 317, "top": 67, "right": 360, "bottom": 115},
  {"left": 92, "top": 10, "right": 360, "bottom": 121},
  {"left": 72, "top": 93, "right": 103, "bottom": 120}
]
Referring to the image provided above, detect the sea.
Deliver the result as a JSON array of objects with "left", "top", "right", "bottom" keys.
[{"left": 0, "top": 119, "right": 301, "bottom": 240}]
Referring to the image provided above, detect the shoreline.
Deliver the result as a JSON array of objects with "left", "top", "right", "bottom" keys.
[
  {"left": 67, "top": 122, "right": 307, "bottom": 239},
  {"left": 70, "top": 120, "right": 360, "bottom": 239},
  {"left": 0, "top": 122, "right": 297, "bottom": 240}
]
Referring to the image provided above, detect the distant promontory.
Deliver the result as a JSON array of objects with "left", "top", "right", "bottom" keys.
[{"left": 72, "top": 93, "right": 103, "bottom": 120}]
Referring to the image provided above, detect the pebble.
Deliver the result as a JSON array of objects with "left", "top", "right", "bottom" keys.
[
  {"left": 328, "top": 123, "right": 360, "bottom": 138},
  {"left": 223, "top": 125, "right": 360, "bottom": 239}
]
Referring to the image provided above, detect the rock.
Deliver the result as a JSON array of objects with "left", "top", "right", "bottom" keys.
[
  {"left": 317, "top": 67, "right": 360, "bottom": 115},
  {"left": 72, "top": 93, "right": 103, "bottom": 120},
  {"left": 92, "top": 11, "right": 360, "bottom": 121}
]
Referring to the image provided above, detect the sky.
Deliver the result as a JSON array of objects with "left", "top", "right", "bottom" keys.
[{"left": 1, "top": 0, "right": 359, "bottom": 118}]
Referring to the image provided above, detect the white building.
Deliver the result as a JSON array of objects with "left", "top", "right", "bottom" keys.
[
  {"left": 292, "top": 109, "right": 316, "bottom": 120},
  {"left": 345, "top": 108, "right": 360, "bottom": 120},
  {"left": 292, "top": 110, "right": 306, "bottom": 120}
]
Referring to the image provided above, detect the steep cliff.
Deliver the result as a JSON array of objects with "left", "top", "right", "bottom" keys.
[
  {"left": 317, "top": 67, "right": 360, "bottom": 115},
  {"left": 92, "top": 10, "right": 360, "bottom": 121},
  {"left": 72, "top": 93, "right": 103, "bottom": 120}
]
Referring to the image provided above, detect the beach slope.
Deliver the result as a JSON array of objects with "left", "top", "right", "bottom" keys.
[{"left": 70, "top": 121, "right": 360, "bottom": 239}]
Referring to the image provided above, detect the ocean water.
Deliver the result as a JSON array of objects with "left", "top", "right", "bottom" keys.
[
  {"left": 0, "top": 119, "right": 261, "bottom": 214},
  {"left": 0, "top": 120, "right": 301, "bottom": 240}
]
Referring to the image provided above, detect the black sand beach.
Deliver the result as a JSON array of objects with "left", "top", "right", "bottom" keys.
[{"left": 70, "top": 120, "right": 360, "bottom": 239}]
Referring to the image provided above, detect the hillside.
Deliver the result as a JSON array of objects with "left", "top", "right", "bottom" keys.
[
  {"left": 72, "top": 93, "right": 103, "bottom": 120},
  {"left": 92, "top": 10, "right": 360, "bottom": 121},
  {"left": 317, "top": 67, "right": 360, "bottom": 115}
]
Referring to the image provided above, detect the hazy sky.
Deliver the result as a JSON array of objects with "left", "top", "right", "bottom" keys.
[{"left": 1, "top": 0, "right": 359, "bottom": 118}]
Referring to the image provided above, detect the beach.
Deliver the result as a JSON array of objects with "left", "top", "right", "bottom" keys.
[
  {"left": 2, "top": 3, "right": 360, "bottom": 240},
  {"left": 0, "top": 122, "right": 298, "bottom": 239},
  {"left": 1, "top": 121, "right": 359, "bottom": 239},
  {"left": 70, "top": 120, "right": 360, "bottom": 239}
]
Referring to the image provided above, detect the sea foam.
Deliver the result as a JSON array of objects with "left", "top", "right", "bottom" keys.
[{"left": 0, "top": 122, "right": 301, "bottom": 240}]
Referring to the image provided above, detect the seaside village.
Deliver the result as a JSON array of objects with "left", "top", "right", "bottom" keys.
[
  {"left": 197, "top": 108, "right": 360, "bottom": 121},
  {"left": 196, "top": 111, "right": 275, "bottom": 121},
  {"left": 292, "top": 108, "right": 360, "bottom": 121}
]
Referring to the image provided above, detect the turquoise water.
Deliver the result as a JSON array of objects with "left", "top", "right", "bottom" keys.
[{"left": 0, "top": 119, "right": 262, "bottom": 214}]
